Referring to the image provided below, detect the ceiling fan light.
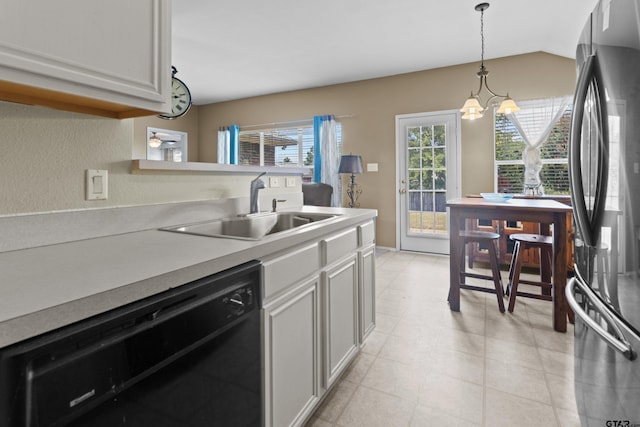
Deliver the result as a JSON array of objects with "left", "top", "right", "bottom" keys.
[
  {"left": 497, "top": 96, "right": 520, "bottom": 114},
  {"left": 149, "top": 136, "right": 162, "bottom": 148}
]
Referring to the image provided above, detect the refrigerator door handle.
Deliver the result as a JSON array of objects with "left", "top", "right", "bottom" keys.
[
  {"left": 566, "top": 278, "right": 637, "bottom": 360},
  {"left": 569, "top": 54, "right": 609, "bottom": 247}
]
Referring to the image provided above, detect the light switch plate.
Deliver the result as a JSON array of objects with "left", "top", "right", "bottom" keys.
[
  {"left": 269, "top": 177, "right": 281, "bottom": 188},
  {"left": 86, "top": 169, "right": 108, "bottom": 200}
]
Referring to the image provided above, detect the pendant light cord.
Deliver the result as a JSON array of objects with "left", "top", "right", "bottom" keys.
[{"left": 480, "top": 7, "right": 485, "bottom": 68}]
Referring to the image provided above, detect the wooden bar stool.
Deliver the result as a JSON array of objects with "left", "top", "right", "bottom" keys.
[
  {"left": 507, "top": 233, "right": 553, "bottom": 313},
  {"left": 457, "top": 230, "right": 505, "bottom": 313}
]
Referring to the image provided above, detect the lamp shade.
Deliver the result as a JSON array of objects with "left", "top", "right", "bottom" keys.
[
  {"left": 338, "top": 155, "right": 363, "bottom": 174},
  {"left": 460, "top": 96, "right": 484, "bottom": 115},
  {"left": 496, "top": 96, "right": 521, "bottom": 114}
]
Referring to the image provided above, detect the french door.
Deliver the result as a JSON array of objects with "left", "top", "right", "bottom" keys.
[{"left": 396, "top": 111, "right": 460, "bottom": 254}]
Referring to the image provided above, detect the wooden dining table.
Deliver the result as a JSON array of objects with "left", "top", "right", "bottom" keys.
[{"left": 447, "top": 197, "right": 573, "bottom": 332}]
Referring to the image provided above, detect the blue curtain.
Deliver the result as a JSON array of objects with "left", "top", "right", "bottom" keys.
[
  {"left": 313, "top": 116, "right": 324, "bottom": 183},
  {"left": 229, "top": 124, "right": 240, "bottom": 165}
]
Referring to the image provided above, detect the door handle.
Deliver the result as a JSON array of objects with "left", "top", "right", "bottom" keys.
[
  {"left": 566, "top": 277, "right": 637, "bottom": 360},
  {"left": 399, "top": 188, "right": 407, "bottom": 194},
  {"left": 569, "top": 54, "right": 609, "bottom": 247}
]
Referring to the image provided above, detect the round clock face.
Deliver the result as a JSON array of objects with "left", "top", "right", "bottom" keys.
[{"left": 159, "top": 76, "right": 192, "bottom": 119}]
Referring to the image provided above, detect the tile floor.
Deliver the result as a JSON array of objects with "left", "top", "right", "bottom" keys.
[{"left": 305, "top": 250, "right": 580, "bottom": 427}]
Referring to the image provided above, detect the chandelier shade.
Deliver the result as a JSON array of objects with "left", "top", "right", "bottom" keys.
[
  {"left": 460, "top": 95, "right": 484, "bottom": 120},
  {"left": 496, "top": 96, "right": 519, "bottom": 114},
  {"left": 460, "top": 3, "right": 520, "bottom": 120}
]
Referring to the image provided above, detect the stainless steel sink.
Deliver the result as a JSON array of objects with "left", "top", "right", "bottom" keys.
[{"left": 161, "top": 212, "right": 339, "bottom": 240}]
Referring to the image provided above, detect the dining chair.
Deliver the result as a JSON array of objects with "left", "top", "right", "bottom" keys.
[
  {"left": 456, "top": 230, "right": 505, "bottom": 312},
  {"left": 302, "top": 183, "right": 333, "bottom": 207}
]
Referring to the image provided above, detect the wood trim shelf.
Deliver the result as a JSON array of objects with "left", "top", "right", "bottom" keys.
[{"left": 131, "top": 159, "right": 311, "bottom": 175}]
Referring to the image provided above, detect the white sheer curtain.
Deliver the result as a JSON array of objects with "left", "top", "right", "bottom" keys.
[
  {"left": 506, "top": 96, "right": 572, "bottom": 195},
  {"left": 217, "top": 127, "right": 230, "bottom": 164},
  {"left": 318, "top": 116, "right": 342, "bottom": 207}
]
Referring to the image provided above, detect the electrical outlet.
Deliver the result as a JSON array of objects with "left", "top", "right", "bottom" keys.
[
  {"left": 285, "top": 177, "right": 296, "bottom": 187},
  {"left": 269, "top": 177, "right": 281, "bottom": 188}
]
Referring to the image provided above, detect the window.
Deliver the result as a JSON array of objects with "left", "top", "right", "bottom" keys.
[
  {"left": 147, "top": 127, "right": 188, "bottom": 162},
  {"left": 239, "top": 123, "right": 342, "bottom": 180},
  {"left": 494, "top": 99, "right": 572, "bottom": 195}
]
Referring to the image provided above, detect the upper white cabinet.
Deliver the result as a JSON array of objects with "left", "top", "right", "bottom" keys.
[{"left": 0, "top": 0, "right": 171, "bottom": 118}]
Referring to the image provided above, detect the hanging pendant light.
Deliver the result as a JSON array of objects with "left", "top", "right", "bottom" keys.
[{"left": 460, "top": 3, "right": 520, "bottom": 120}]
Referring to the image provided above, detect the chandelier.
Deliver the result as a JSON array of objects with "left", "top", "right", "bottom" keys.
[{"left": 460, "top": 3, "right": 520, "bottom": 120}]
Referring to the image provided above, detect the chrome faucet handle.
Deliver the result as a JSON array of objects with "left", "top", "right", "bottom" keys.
[
  {"left": 272, "top": 198, "right": 286, "bottom": 212},
  {"left": 252, "top": 171, "right": 267, "bottom": 184}
]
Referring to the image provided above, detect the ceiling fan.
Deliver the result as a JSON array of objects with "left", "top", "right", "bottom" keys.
[{"left": 148, "top": 131, "right": 179, "bottom": 148}]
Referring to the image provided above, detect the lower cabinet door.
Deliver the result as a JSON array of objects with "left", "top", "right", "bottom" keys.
[
  {"left": 323, "top": 255, "right": 359, "bottom": 388},
  {"left": 263, "top": 277, "right": 321, "bottom": 427},
  {"left": 359, "top": 244, "right": 376, "bottom": 342}
]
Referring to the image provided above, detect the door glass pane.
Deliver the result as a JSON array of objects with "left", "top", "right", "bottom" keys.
[
  {"left": 422, "top": 150, "right": 433, "bottom": 168},
  {"left": 433, "top": 147, "right": 446, "bottom": 168},
  {"left": 434, "top": 170, "right": 446, "bottom": 190},
  {"left": 422, "top": 127, "right": 433, "bottom": 147},
  {"left": 408, "top": 170, "right": 421, "bottom": 190},
  {"left": 406, "top": 124, "right": 448, "bottom": 235},
  {"left": 423, "top": 170, "right": 433, "bottom": 190},
  {"left": 408, "top": 127, "right": 421, "bottom": 147},
  {"left": 409, "top": 149, "right": 421, "bottom": 168},
  {"left": 433, "top": 125, "right": 445, "bottom": 146}
]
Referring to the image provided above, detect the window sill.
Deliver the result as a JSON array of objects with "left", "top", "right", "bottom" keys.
[{"left": 131, "top": 160, "right": 311, "bottom": 175}]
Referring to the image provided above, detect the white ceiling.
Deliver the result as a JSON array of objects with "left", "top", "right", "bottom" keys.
[{"left": 172, "top": 0, "right": 599, "bottom": 105}]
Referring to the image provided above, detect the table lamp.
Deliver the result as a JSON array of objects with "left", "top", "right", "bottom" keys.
[{"left": 338, "top": 154, "right": 363, "bottom": 208}]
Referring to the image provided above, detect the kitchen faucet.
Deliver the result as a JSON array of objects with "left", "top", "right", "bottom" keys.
[{"left": 250, "top": 172, "right": 266, "bottom": 214}]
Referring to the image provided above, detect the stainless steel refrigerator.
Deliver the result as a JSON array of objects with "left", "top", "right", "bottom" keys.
[{"left": 568, "top": 0, "right": 640, "bottom": 425}]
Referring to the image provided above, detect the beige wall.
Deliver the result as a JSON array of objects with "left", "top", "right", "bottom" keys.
[
  {"left": 196, "top": 52, "right": 577, "bottom": 247},
  {"left": 0, "top": 52, "right": 576, "bottom": 248},
  {"left": 0, "top": 102, "right": 292, "bottom": 216}
]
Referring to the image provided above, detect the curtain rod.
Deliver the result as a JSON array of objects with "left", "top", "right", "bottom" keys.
[{"left": 237, "top": 114, "right": 354, "bottom": 130}]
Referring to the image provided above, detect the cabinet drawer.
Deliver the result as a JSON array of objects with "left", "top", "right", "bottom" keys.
[
  {"left": 322, "top": 228, "right": 358, "bottom": 266},
  {"left": 263, "top": 243, "right": 320, "bottom": 300},
  {"left": 358, "top": 221, "right": 375, "bottom": 247}
]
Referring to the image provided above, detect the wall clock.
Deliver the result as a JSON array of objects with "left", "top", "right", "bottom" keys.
[{"left": 158, "top": 66, "right": 192, "bottom": 119}]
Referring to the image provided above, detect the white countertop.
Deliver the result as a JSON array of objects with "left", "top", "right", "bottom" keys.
[{"left": 0, "top": 206, "right": 376, "bottom": 348}]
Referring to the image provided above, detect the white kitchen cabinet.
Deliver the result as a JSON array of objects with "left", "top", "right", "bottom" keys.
[
  {"left": 262, "top": 243, "right": 321, "bottom": 427},
  {"left": 358, "top": 243, "right": 376, "bottom": 342},
  {"left": 261, "top": 220, "right": 375, "bottom": 426},
  {"left": 0, "top": 0, "right": 171, "bottom": 118},
  {"left": 322, "top": 254, "right": 359, "bottom": 388},
  {"left": 263, "top": 276, "right": 321, "bottom": 427},
  {"left": 358, "top": 220, "right": 376, "bottom": 342}
]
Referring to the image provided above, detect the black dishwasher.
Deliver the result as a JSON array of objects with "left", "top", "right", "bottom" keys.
[{"left": 0, "top": 260, "right": 262, "bottom": 427}]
